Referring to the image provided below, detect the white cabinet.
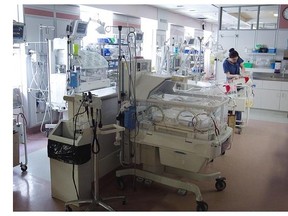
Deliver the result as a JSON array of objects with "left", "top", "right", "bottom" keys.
[
  {"left": 280, "top": 82, "right": 288, "bottom": 111},
  {"left": 253, "top": 88, "right": 280, "bottom": 110},
  {"left": 262, "top": 80, "right": 281, "bottom": 90},
  {"left": 280, "top": 91, "right": 288, "bottom": 111},
  {"left": 253, "top": 79, "right": 288, "bottom": 111},
  {"left": 260, "top": 89, "right": 281, "bottom": 110},
  {"left": 252, "top": 88, "right": 262, "bottom": 108},
  {"left": 281, "top": 82, "right": 288, "bottom": 91},
  {"left": 252, "top": 80, "right": 263, "bottom": 109}
]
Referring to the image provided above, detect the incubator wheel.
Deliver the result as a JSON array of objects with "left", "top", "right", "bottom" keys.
[
  {"left": 196, "top": 201, "right": 208, "bottom": 211},
  {"left": 144, "top": 179, "right": 152, "bottom": 186},
  {"left": 116, "top": 177, "right": 125, "bottom": 190},
  {"left": 65, "top": 205, "right": 72, "bottom": 211},
  {"left": 215, "top": 178, "right": 226, "bottom": 191},
  {"left": 20, "top": 164, "right": 27, "bottom": 172},
  {"left": 177, "top": 188, "right": 187, "bottom": 196},
  {"left": 238, "top": 128, "right": 242, "bottom": 134},
  {"left": 235, "top": 127, "right": 242, "bottom": 134},
  {"left": 136, "top": 176, "right": 144, "bottom": 183},
  {"left": 122, "top": 198, "right": 126, "bottom": 205}
]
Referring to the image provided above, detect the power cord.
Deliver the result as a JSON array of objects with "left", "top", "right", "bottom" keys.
[
  {"left": 91, "top": 109, "right": 100, "bottom": 155},
  {"left": 71, "top": 98, "right": 86, "bottom": 200}
]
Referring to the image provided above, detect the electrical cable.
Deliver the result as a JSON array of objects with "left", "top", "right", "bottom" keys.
[
  {"left": 211, "top": 116, "right": 220, "bottom": 136},
  {"left": 40, "top": 102, "right": 51, "bottom": 134},
  {"left": 146, "top": 105, "right": 165, "bottom": 123},
  {"left": 116, "top": 30, "right": 138, "bottom": 168},
  {"left": 28, "top": 53, "right": 52, "bottom": 134},
  {"left": 71, "top": 98, "right": 86, "bottom": 200},
  {"left": 13, "top": 112, "right": 28, "bottom": 127},
  {"left": 91, "top": 109, "right": 100, "bottom": 155},
  {"left": 191, "top": 112, "right": 214, "bottom": 133}
]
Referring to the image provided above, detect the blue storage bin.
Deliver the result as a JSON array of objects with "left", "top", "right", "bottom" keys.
[{"left": 268, "top": 48, "right": 276, "bottom": 53}]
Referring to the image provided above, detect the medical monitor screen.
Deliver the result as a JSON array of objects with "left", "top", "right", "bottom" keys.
[
  {"left": 76, "top": 22, "right": 87, "bottom": 34},
  {"left": 13, "top": 22, "right": 25, "bottom": 43},
  {"left": 136, "top": 33, "right": 144, "bottom": 42},
  {"left": 71, "top": 20, "right": 88, "bottom": 38},
  {"left": 188, "top": 38, "right": 195, "bottom": 45}
]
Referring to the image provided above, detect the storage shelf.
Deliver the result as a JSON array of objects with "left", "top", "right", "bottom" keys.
[{"left": 247, "top": 53, "right": 276, "bottom": 56}]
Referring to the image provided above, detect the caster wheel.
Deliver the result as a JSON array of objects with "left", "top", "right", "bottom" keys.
[
  {"left": 177, "top": 188, "right": 187, "bottom": 196},
  {"left": 196, "top": 201, "right": 208, "bottom": 211},
  {"left": 144, "top": 179, "right": 152, "bottom": 186},
  {"left": 122, "top": 198, "right": 126, "bottom": 205},
  {"left": 21, "top": 164, "right": 27, "bottom": 172},
  {"left": 235, "top": 127, "right": 242, "bottom": 134},
  {"left": 215, "top": 177, "right": 226, "bottom": 191},
  {"left": 221, "top": 151, "right": 226, "bottom": 155},
  {"left": 65, "top": 205, "right": 72, "bottom": 211},
  {"left": 116, "top": 177, "right": 125, "bottom": 190},
  {"left": 136, "top": 176, "right": 144, "bottom": 183}
]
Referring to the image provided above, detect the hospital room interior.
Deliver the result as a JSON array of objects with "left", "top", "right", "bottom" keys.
[{"left": 12, "top": 3, "right": 288, "bottom": 212}]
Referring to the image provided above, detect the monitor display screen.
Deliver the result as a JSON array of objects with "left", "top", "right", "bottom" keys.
[
  {"left": 136, "top": 33, "right": 143, "bottom": 41},
  {"left": 13, "top": 22, "right": 25, "bottom": 43},
  {"left": 188, "top": 38, "right": 195, "bottom": 45},
  {"left": 71, "top": 20, "right": 88, "bottom": 38},
  {"left": 76, "top": 22, "right": 88, "bottom": 34}
]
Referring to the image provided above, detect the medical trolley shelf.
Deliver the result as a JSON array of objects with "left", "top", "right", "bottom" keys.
[{"left": 226, "top": 76, "right": 254, "bottom": 134}]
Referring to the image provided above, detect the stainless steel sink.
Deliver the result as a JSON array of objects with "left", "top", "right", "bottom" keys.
[{"left": 252, "top": 72, "right": 288, "bottom": 81}]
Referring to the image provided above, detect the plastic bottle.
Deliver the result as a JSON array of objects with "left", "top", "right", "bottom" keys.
[{"left": 274, "top": 61, "right": 281, "bottom": 73}]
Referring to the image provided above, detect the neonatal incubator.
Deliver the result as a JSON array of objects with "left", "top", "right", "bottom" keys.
[{"left": 116, "top": 74, "right": 233, "bottom": 211}]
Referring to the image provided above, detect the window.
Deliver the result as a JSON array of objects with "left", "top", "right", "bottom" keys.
[
  {"left": 259, "top": 5, "right": 278, "bottom": 29},
  {"left": 220, "top": 7, "right": 239, "bottom": 30},
  {"left": 220, "top": 5, "right": 279, "bottom": 30},
  {"left": 239, "top": 6, "right": 258, "bottom": 30}
]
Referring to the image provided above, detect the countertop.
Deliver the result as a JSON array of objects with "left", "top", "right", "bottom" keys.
[
  {"left": 252, "top": 72, "right": 288, "bottom": 82},
  {"left": 63, "top": 86, "right": 118, "bottom": 102}
]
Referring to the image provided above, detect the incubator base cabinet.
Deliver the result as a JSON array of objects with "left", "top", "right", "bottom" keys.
[{"left": 116, "top": 74, "right": 233, "bottom": 211}]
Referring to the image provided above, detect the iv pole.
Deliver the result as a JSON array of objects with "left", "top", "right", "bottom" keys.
[
  {"left": 104, "top": 25, "right": 135, "bottom": 164},
  {"left": 64, "top": 24, "right": 126, "bottom": 211}
]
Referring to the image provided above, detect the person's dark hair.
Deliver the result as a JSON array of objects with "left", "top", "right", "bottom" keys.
[{"left": 229, "top": 48, "right": 239, "bottom": 58}]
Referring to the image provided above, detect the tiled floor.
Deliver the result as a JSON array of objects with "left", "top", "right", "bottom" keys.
[
  {"left": 249, "top": 108, "right": 288, "bottom": 123},
  {"left": 13, "top": 109, "right": 288, "bottom": 212}
]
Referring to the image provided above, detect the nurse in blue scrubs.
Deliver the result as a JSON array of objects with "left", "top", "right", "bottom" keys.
[{"left": 223, "top": 48, "right": 246, "bottom": 126}]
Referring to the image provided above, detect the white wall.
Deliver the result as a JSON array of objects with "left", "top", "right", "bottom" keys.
[{"left": 84, "top": 4, "right": 213, "bottom": 30}]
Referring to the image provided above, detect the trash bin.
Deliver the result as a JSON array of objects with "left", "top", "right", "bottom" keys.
[{"left": 47, "top": 120, "right": 93, "bottom": 205}]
